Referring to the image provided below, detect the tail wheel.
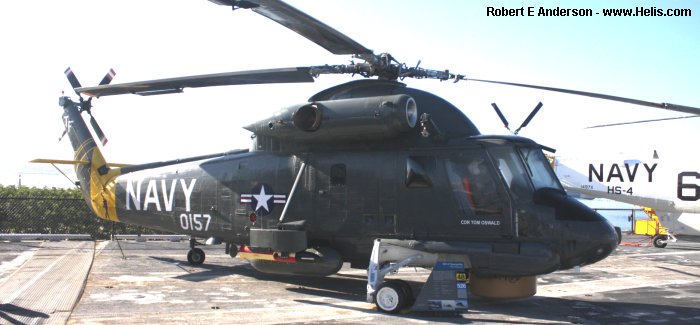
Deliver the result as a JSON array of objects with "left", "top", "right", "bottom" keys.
[
  {"left": 187, "top": 248, "right": 206, "bottom": 265},
  {"left": 228, "top": 243, "right": 239, "bottom": 258},
  {"left": 652, "top": 235, "right": 668, "bottom": 248},
  {"left": 375, "top": 281, "right": 410, "bottom": 313}
]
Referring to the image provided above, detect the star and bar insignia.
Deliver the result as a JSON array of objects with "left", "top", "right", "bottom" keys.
[{"left": 240, "top": 184, "right": 287, "bottom": 216}]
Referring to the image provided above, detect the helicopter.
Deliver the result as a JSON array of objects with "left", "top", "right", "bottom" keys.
[{"left": 34, "top": 0, "right": 669, "bottom": 313}]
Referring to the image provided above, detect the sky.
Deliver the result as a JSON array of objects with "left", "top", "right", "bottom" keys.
[{"left": 0, "top": 0, "right": 698, "bottom": 188}]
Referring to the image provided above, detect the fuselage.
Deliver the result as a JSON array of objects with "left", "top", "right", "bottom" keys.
[{"left": 62, "top": 79, "right": 618, "bottom": 277}]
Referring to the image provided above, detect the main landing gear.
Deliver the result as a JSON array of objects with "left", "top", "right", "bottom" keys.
[
  {"left": 187, "top": 236, "right": 205, "bottom": 265},
  {"left": 374, "top": 279, "right": 414, "bottom": 313},
  {"left": 367, "top": 239, "right": 432, "bottom": 312}
]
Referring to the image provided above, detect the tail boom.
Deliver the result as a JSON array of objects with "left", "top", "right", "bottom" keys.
[{"left": 60, "top": 96, "right": 120, "bottom": 222}]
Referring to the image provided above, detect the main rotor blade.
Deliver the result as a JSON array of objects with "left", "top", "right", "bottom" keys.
[
  {"left": 76, "top": 67, "right": 314, "bottom": 97},
  {"left": 209, "top": 0, "right": 373, "bottom": 56},
  {"left": 468, "top": 79, "right": 700, "bottom": 116},
  {"left": 585, "top": 115, "right": 699, "bottom": 129}
]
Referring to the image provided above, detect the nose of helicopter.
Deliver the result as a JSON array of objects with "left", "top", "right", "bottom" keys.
[{"left": 534, "top": 188, "right": 618, "bottom": 270}]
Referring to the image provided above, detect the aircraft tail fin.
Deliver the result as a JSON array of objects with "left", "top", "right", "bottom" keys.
[{"left": 57, "top": 95, "right": 121, "bottom": 221}]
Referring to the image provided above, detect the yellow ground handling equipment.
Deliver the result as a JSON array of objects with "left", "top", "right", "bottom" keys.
[{"left": 634, "top": 208, "right": 677, "bottom": 248}]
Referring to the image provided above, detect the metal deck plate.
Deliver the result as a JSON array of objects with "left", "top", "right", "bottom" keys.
[{"left": 1, "top": 235, "right": 700, "bottom": 324}]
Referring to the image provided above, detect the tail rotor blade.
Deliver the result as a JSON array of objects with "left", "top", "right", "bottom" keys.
[
  {"left": 491, "top": 103, "right": 511, "bottom": 131},
  {"left": 58, "top": 129, "right": 68, "bottom": 142},
  {"left": 99, "top": 68, "right": 116, "bottom": 86},
  {"left": 515, "top": 102, "right": 543, "bottom": 135},
  {"left": 89, "top": 114, "right": 108, "bottom": 146},
  {"left": 64, "top": 67, "right": 82, "bottom": 95}
]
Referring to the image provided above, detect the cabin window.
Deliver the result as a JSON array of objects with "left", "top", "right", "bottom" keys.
[
  {"left": 406, "top": 156, "right": 435, "bottom": 188},
  {"left": 445, "top": 152, "right": 505, "bottom": 216},
  {"left": 330, "top": 164, "right": 346, "bottom": 186}
]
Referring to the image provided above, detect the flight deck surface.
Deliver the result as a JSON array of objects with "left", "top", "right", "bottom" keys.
[{"left": 1, "top": 234, "right": 700, "bottom": 324}]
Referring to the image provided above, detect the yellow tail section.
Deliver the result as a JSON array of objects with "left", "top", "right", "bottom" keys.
[
  {"left": 42, "top": 96, "right": 125, "bottom": 222},
  {"left": 76, "top": 140, "right": 121, "bottom": 222}
]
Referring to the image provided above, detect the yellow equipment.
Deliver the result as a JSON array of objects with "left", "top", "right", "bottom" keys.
[{"left": 633, "top": 208, "right": 677, "bottom": 248}]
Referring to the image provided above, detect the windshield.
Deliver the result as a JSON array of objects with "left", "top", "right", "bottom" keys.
[{"left": 519, "top": 147, "right": 564, "bottom": 190}]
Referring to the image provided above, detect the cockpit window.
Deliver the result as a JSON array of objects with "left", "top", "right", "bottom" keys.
[
  {"left": 488, "top": 147, "right": 533, "bottom": 201},
  {"left": 519, "top": 147, "right": 563, "bottom": 190},
  {"left": 445, "top": 151, "right": 505, "bottom": 216}
]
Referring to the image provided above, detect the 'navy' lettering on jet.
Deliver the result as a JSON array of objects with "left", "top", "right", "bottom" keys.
[
  {"left": 588, "top": 163, "right": 657, "bottom": 183},
  {"left": 125, "top": 178, "right": 197, "bottom": 212}
]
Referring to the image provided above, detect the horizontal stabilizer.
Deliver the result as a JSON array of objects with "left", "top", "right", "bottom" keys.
[
  {"left": 30, "top": 158, "right": 130, "bottom": 167},
  {"left": 30, "top": 158, "right": 88, "bottom": 165}
]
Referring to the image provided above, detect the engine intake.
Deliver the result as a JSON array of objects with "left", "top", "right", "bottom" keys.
[{"left": 245, "top": 94, "right": 418, "bottom": 142}]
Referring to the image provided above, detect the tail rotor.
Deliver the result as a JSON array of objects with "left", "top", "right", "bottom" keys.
[{"left": 63, "top": 67, "right": 115, "bottom": 146}]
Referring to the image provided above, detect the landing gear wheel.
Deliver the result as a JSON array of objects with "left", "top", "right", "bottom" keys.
[
  {"left": 653, "top": 234, "right": 668, "bottom": 248},
  {"left": 388, "top": 279, "right": 414, "bottom": 307},
  {"left": 187, "top": 248, "right": 206, "bottom": 265},
  {"left": 228, "top": 243, "right": 238, "bottom": 258},
  {"left": 375, "top": 281, "right": 409, "bottom": 313}
]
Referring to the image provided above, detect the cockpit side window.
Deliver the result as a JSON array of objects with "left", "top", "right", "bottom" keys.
[
  {"left": 445, "top": 151, "right": 505, "bottom": 216},
  {"left": 488, "top": 147, "right": 533, "bottom": 201}
]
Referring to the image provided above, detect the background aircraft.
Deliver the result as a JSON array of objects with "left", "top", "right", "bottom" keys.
[{"left": 554, "top": 145, "right": 700, "bottom": 237}]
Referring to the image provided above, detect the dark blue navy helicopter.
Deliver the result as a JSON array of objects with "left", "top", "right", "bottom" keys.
[{"left": 53, "top": 0, "right": 700, "bottom": 313}]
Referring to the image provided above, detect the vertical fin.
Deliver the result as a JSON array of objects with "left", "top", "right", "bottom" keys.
[{"left": 59, "top": 96, "right": 120, "bottom": 221}]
